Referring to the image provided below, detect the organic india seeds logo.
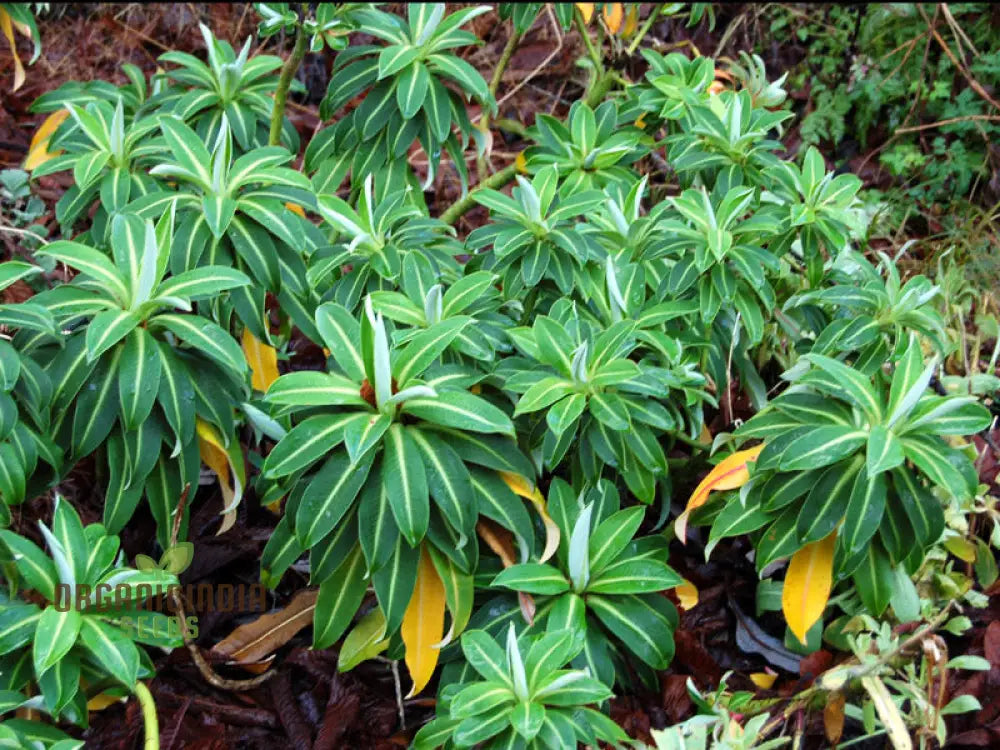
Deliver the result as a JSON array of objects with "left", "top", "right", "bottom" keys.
[{"left": 54, "top": 541, "right": 266, "bottom": 641}]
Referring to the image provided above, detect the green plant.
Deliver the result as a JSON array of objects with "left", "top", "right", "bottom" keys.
[
  {"left": 411, "top": 624, "right": 626, "bottom": 749},
  {"left": 502, "top": 313, "right": 673, "bottom": 501},
  {"left": 28, "top": 211, "right": 251, "bottom": 541},
  {"left": 157, "top": 23, "right": 298, "bottom": 151},
  {"left": 466, "top": 165, "right": 605, "bottom": 298},
  {"left": 0, "top": 496, "right": 177, "bottom": 745},
  {"left": 716, "top": 335, "right": 990, "bottom": 634},
  {"left": 522, "top": 100, "right": 648, "bottom": 195},
  {"left": 492, "top": 482, "right": 682, "bottom": 687},
  {"left": 317, "top": 3, "right": 493, "bottom": 190},
  {"left": 259, "top": 295, "right": 532, "bottom": 646},
  {"left": 27, "top": 99, "right": 166, "bottom": 235}
]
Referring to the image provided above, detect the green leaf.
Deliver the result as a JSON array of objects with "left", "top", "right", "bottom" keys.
[
  {"left": 797, "top": 459, "right": 861, "bottom": 545},
  {"left": 586, "top": 559, "right": 683, "bottom": 595},
  {"left": 313, "top": 545, "right": 368, "bottom": 649},
  {"left": 154, "top": 265, "right": 252, "bottom": 302},
  {"left": 372, "top": 534, "right": 420, "bottom": 633},
  {"left": 295, "top": 449, "right": 374, "bottom": 548},
  {"left": 403, "top": 390, "right": 514, "bottom": 436},
  {"left": 77, "top": 617, "right": 139, "bottom": 686},
  {"left": 587, "top": 593, "right": 676, "bottom": 669},
  {"left": 265, "top": 371, "right": 367, "bottom": 408},
  {"left": 840, "top": 469, "right": 887, "bottom": 563},
  {"left": 409, "top": 428, "right": 475, "bottom": 539},
  {"left": 36, "top": 241, "right": 130, "bottom": 304},
  {"left": 866, "top": 425, "right": 904, "bottom": 477},
  {"left": 460, "top": 629, "right": 512, "bottom": 686},
  {"left": 513, "top": 377, "right": 576, "bottom": 416},
  {"left": 901, "top": 435, "right": 975, "bottom": 499},
  {"left": 492, "top": 563, "right": 569, "bottom": 594},
  {"left": 315, "top": 302, "right": 366, "bottom": 382},
  {"left": 588, "top": 506, "right": 644, "bottom": 573},
  {"left": 803, "top": 353, "right": 882, "bottom": 420},
  {"left": 383, "top": 424, "right": 429, "bottom": 546},
  {"left": 777, "top": 426, "right": 867, "bottom": 472},
  {"left": 393, "top": 317, "right": 470, "bottom": 386},
  {"left": 263, "top": 413, "right": 356, "bottom": 478},
  {"left": 117, "top": 328, "right": 162, "bottom": 431},
  {"left": 852, "top": 543, "right": 893, "bottom": 617},
  {"left": 396, "top": 62, "right": 430, "bottom": 120},
  {"left": 149, "top": 314, "right": 247, "bottom": 377},
  {"left": 510, "top": 701, "right": 545, "bottom": 741},
  {"left": 33, "top": 607, "right": 81, "bottom": 674}
]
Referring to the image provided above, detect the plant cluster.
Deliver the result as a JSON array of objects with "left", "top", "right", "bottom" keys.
[{"left": 1, "top": 3, "right": 996, "bottom": 748}]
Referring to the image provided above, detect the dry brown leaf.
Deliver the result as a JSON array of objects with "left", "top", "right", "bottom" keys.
[{"left": 211, "top": 588, "right": 318, "bottom": 666}]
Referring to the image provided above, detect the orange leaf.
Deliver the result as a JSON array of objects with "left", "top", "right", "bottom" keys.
[
  {"left": 241, "top": 328, "right": 279, "bottom": 392},
  {"left": 285, "top": 201, "right": 305, "bottom": 218},
  {"left": 24, "top": 110, "right": 69, "bottom": 171},
  {"left": 622, "top": 4, "right": 639, "bottom": 36},
  {"left": 498, "top": 471, "right": 559, "bottom": 563},
  {"left": 634, "top": 113, "right": 647, "bottom": 129},
  {"left": 782, "top": 530, "right": 836, "bottom": 645},
  {"left": 603, "top": 3, "right": 624, "bottom": 33},
  {"left": 0, "top": 8, "right": 25, "bottom": 92},
  {"left": 674, "top": 444, "right": 764, "bottom": 543},
  {"left": 576, "top": 3, "right": 595, "bottom": 24},
  {"left": 824, "top": 692, "right": 846, "bottom": 745},
  {"left": 477, "top": 518, "right": 536, "bottom": 624},
  {"left": 675, "top": 579, "right": 699, "bottom": 611},
  {"left": 196, "top": 418, "right": 245, "bottom": 534},
  {"left": 749, "top": 669, "right": 778, "bottom": 689},
  {"left": 401, "top": 545, "right": 446, "bottom": 698}
]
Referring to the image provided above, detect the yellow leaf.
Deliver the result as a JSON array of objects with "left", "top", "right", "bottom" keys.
[
  {"left": 401, "top": 545, "right": 446, "bottom": 698},
  {"left": 944, "top": 535, "right": 977, "bottom": 562},
  {"left": 698, "top": 423, "right": 713, "bottom": 445},
  {"left": 603, "top": 3, "right": 624, "bottom": 33},
  {"left": 749, "top": 670, "right": 777, "bottom": 689},
  {"left": 675, "top": 579, "right": 699, "bottom": 611},
  {"left": 622, "top": 4, "right": 639, "bottom": 36},
  {"left": 782, "top": 530, "right": 836, "bottom": 646},
  {"left": 87, "top": 693, "right": 125, "bottom": 711},
  {"left": 0, "top": 8, "right": 25, "bottom": 92},
  {"left": 477, "top": 518, "right": 518, "bottom": 568},
  {"left": 196, "top": 418, "right": 245, "bottom": 534},
  {"left": 674, "top": 444, "right": 764, "bottom": 543},
  {"left": 498, "top": 471, "right": 560, "bottom": 563},
  {"left": 576, "top": 3, "right": 595, "bottom": 24},
  {"left": 285, "top": 201, "right": 305, "bottom": 218},
  {"left": 515, "top": 151, "right": 528, "bottom": 175},
  {"left": 824, "top": 692, "right": 846, "bottom": 746},
  {"left": 634, "top": 113, "right": 647, "bottom": 129},
  {"left": 24, "top": 109, "right": 69, "bottom": 171},
  {"left": 241, "top": 328, "right": 280, "bottom": 393}
]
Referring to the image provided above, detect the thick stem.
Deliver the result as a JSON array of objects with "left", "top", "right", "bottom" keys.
[
  {"left": 477, "top": 29, "right": 523, "bottom": 180},
  {"left": 134, "top": 681, "right": 159, "bottom": 750},
  {"left": 268, "top": 11, "right": 308, "bottom": 148},
  {"left": 440, "top": 163, "right": 518, "bottom": 225},
  {"left": 626, "top": 3, "right": 666, "bottom": 56}
]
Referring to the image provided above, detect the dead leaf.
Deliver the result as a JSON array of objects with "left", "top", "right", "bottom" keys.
[
  {"left": 211, "top": 589, "right": 318, "bottom": 667},
  {"left": 824, "top": 692, "right": 846, "bottom": 745}
]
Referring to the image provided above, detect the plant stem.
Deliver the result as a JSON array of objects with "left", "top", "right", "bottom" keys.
[
  {"left": 440, "top": 163, "right": 518, "bottom": 225},
  {"left": 134, "top": 681, "right": 159, "bottom": 750},
  {"left": 626, "top": 3, "right": 666, "bottom": 56},
  {"left": 477, "top": 29, "right": 523, "bottom": 180},
  {"left": 575, "top": 8, "right": 603, "bottom": 69},
  {"left": 268, "top": 8, "right": 308, "bottom": 148}
]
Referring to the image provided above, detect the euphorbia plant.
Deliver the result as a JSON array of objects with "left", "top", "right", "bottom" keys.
[
  {"left": 28, "top": 209, "right": 251, "bottom": 540},
  {"left": 711, "top": 335, "right": 991, "bottom": 640},
  {"left": 0, "top": 496, "right": 177, "bottom": 743},
  {"left": 412, "top": 624, "right": 627, "bottom": 750},
  {"left": 260, "top": 296, "right": 534, "bottom": 646},
  {"left": 491, "top": 479, "right": 683, "bottom": 688}
]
